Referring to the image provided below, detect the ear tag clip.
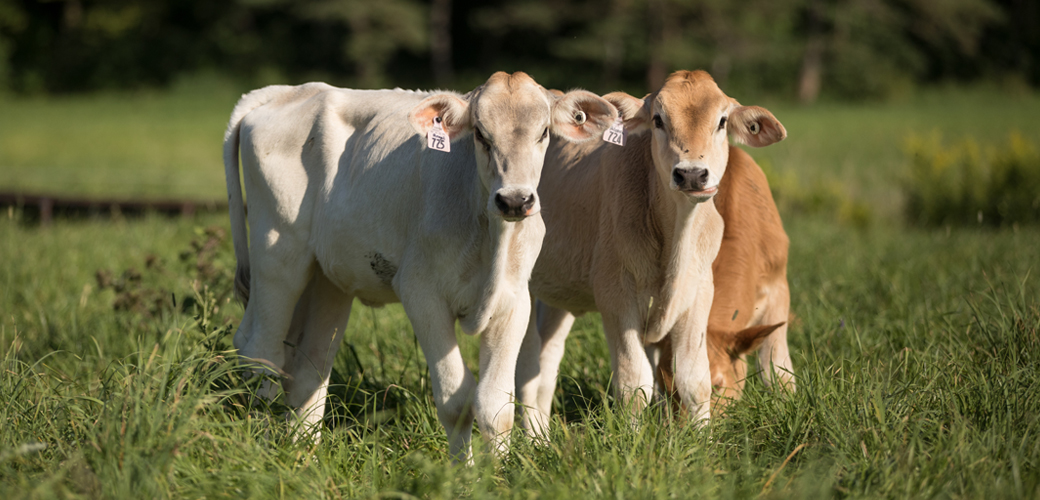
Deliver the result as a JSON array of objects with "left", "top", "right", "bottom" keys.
[
  {"left": 603, "top": 117, "right": 626, "bottom": 147},
  {"left": 427, "top": 116, "right": 451, "bottom": 153}
]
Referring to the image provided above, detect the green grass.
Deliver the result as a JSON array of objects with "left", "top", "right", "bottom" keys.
[
  {"left": 0, "top": 77, "right": 243, "bottom": 201},
  {"left": 1, "top": 211, "right": 1039, "bottom": 498},
  {"left": 754, "top": 87, "right": 1040, "bottom": 218},
  {"left": 2, "top": 81, "right": 1039, "bottom": 215},
  {"left": 2, "top": 85, "right": 1040, "bottom": 497}
]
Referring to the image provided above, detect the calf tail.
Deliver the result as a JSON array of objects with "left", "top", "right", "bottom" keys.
[{"left": 222, "top": 85, "right": 294, "bottom": 306}]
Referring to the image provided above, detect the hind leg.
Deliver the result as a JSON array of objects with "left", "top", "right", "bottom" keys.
[
  {"left": 515, "top": 298, "right": 544, "bottom": 435},
  {"left": 283, "top": 271, "right": 353, "bottom": 441},
  {"left": 517, "top": 302, "right": 575, "bottom": 438},
  {"left": 233, "top": 229, "right": 315, "bottom": 399},
  {"left": 756, "top": 279, "right": 795, "bottom": 391}
]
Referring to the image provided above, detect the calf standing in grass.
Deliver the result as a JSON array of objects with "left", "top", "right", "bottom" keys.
[
  {"left": 657, "top": 144, "right": 795, "bottom": 414},
  {"left": 516, "top": 70, "right": 786, "bottom": 435},
  {"left": 223, "top": 72, "right": 616, "bottom": 461}
]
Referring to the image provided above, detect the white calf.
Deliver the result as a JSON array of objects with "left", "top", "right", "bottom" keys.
[{"left": 223, "top": 71, "right": 616, "bottom": 461}]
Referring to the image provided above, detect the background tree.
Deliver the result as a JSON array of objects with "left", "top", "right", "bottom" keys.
[
  {"left": 298, "top": 0, "right": 427, "bottom": 88},
  {"left": 0, "top": 0, "right": 1030, "bottom": 99}
]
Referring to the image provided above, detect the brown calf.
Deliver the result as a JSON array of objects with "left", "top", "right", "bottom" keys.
[
  {"left": 658, "top": 144, "right": 795, "bottom": 413},
  {"left": 516, "top": 71, "right": 787, "bottom": 436}
]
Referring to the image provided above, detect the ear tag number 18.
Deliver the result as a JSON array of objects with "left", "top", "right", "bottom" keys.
[
  {"left": 427, "top": 116, "right": 451, "bottom": 153},
  {"left": 603, "top": 117, "right": 626, "bottom": 147}
]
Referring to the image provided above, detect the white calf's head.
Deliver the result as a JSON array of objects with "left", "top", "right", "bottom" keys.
[
  {"left": 410, "top": 71, "right": 617, "bottom": 221},
  {"left": 604, "top": 70, "right": 786, "bottom": 204}
]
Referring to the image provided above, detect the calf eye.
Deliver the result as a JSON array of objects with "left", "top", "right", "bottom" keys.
[
  {"left": 653, "top": 114, "right": 664, "bottom": 129},
  {"left": 539, "top": 127, "right": 549, "bottom": 142},
  {"left": 718, "top": 116, "right": 727, "bottom": 131}
]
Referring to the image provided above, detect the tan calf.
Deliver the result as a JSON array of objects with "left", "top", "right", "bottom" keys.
[
  {"left": 516, "top": 71, "right": 786, "bottom": 436},
  {"left": 657, "top": 146, "right": 795, "bottom": 413}
]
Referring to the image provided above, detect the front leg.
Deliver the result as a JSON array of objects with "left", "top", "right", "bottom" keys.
[
  {"left": 601, "top": 306, "right": 657, "bottom": 414},
  {"left": 400, "top": 289, "right": 477, "bottom": 464},
  {"left": 667, "top": 271, "right": 714, "bottom": 423},
  {"left": 476, "top": 288, "right": 533, "bottom": 455}
]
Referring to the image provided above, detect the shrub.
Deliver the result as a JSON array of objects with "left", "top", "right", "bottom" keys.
[
  {"left": 758, "top": 157, "right": 874, "bottom": 229},
  {"left": 903, "top": 132, "right": 1040, "bottom": 227}
]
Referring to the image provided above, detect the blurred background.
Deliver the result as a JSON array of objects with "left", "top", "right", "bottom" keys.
[
  {"left": 0, "top": 0, "right": 1035, "bottom": 99},
  {"left": 0, "top": 0, "right": 1038, "bottom": 225}
]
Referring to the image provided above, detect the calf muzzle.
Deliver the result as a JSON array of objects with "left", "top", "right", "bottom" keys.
[
  {"left": 672, "top": 167, "right": 710, "bottom": 193},
  {"left": 494, "top": 191, "right": 537, "bottom": 220}
]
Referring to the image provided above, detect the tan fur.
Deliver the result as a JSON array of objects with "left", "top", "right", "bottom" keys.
[
  {"left": 519, "top": 71, "right": 734, "bottom": 434},
  {"left": 516, "top": 71, "right": 791, "bottom": 435},
  {"left": 657, "top": 145, "right": 796, "bottom": 415}
]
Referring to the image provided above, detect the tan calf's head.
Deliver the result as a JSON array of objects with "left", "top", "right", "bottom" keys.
[
  {"left": 604, "top": 70, "right": 785, "bottom": 204},
  {"left": 410, "top": 72, "right": 617, "bottom": 221},
  {"left": 708, "top": 322, "right": 784, "bottom": 413}
]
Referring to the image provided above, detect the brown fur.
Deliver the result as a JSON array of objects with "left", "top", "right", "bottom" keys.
[
  {"left": 517, "top": 71, "right": 792, "bottom": 434},
  {"left": 657, "top": 145, "right": 795, "bottom": 414}
]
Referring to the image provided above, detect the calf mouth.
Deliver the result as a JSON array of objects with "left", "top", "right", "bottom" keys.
[
  {"left": 499, "top": 206, "right": 539, "bottom": 222},
  {"left": 681, "top": 185, "right": 718, "bottom": 200}
]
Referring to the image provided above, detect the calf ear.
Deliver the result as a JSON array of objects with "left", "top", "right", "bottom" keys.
[
  {"left": 409, "top": 94, "right": 473, "bottom": 139},
  {"left": 603, "top": 92, "right": 651, "bottom": 133},
  {"left": 551, "top": 90, "right": 618, "bottom": 143},
  {"left": 730, "top": 322, "right": 785, "bottom": 356},
  {"left": 728, "top": 105, "right": 786, "bottom": 147}
]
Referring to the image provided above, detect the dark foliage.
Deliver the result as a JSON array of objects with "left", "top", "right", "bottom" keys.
[{"left": 0, "top": 0, "right": 1034, "bottom": 98}]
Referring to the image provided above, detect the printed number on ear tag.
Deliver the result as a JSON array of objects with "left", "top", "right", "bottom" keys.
[
  {"left": 427, "top": 116, "right": 451, "bottom": 153},
  {"left": 603, "top": 117, "right": 626, "bottom": 147}
]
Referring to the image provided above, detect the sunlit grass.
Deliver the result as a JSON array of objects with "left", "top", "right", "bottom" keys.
[
  {"left": 2, "top": 83, "right": 1039, "bottom": 497},
  {"left": 2, "top": 212, "right": 1038, "bottom": 497}
]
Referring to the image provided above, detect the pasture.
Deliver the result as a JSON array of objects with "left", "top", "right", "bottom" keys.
[{"left": 2, "top": 84, "right": 1039, "bottom": 498}]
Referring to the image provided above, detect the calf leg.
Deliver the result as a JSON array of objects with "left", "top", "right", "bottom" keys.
[
  {"left": 602, "top": 309, "right": 656, "bottom": 415},
  {"left": 517, "top": 302, "right": 575, "bottom": 438},
  {"left": 756, "top": 279, "right": 795, "bottom": 391},
  {"left": 234, "top": 238, "right": 315, "bottom": 399},
  {"left": 668, "top": 277, "right": 714, "bottom": 424},
  {"left": 476, "top": 293, "right": 532, "bottom": 455},
  {"left": 401, "top": 293, "right": 476, "bottom": 463},
  {"left": 515, "top": 299, "right": 543, "bottom": 435},
  {"left": 283, "top": 272, "right": 353, "bottom": 441}
]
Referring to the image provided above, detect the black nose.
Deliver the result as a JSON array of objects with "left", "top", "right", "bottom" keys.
[
  {"left": 672, "top": 167, "right": 709, "bottom": 191},
  {"left": 494, "top": 192, "right": 536, "bottom": 218}
]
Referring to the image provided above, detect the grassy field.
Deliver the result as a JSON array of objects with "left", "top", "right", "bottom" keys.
[
  {"left": 2, "top": 79, "right": 1039, "bottom": 214},
  {"left": 2, "top": 85, "right": 1040, "bottom": 498}
]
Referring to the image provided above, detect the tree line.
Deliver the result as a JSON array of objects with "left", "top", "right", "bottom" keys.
[{"left": 0, "top": 0, "right": 1035, "bottom": 101}]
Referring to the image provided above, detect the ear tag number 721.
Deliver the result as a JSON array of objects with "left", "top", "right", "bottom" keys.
[{"left": 427, "top": 116, "right": 451, "bottom": 153}]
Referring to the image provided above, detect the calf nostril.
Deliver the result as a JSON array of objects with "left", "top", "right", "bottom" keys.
[
  {"left": 696, "top": 168, "right": 709, "bottom": 184},
  {"left": 494, "top": 193, "right": 510, "bottom": 212},
  {"left": 672, "top": 169, "right": 684, "bottom": 186}
]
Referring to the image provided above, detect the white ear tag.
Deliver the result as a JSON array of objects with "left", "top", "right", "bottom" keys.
[
  {"left": 427, "top": 116, "right": 450, "bottom": 153},
  {"left": 603, "top": 117, "right": 626, "bottom": 147}
]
